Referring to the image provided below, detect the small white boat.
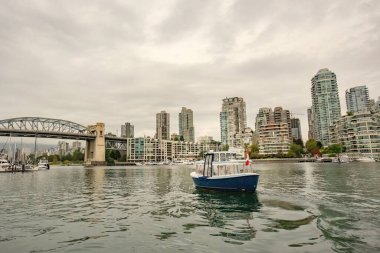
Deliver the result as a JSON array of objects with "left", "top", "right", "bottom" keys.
[
  {"left": 0, "top": 159, "right": 11, "bottom": 172},
  {"left": 36, "top": 159, "right": 50, "bottom": 170},
  {"left": 356, "top": 157, "right": 376, "bottom": 162},
  {"left": 332, "top": 154, "right": 350, "bottom": 163}
]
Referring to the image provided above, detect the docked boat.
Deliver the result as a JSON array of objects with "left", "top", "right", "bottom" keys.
[
  {"left": 356, "top": 156, "right": 376, "bottom": 162},
  {"left": 190, "top": 151, "right": 259, "bottom": 192},
  {"left": 332, "top": 154, "right": 350, "bottom": 163},
  {"left": 36, "top": 158, "right": 50, "bottom": 170},
  {"left": 0, "top": 159, "right": 11, "bottom": 172}
]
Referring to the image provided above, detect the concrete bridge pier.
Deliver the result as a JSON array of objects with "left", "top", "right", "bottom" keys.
[{"left": 85, "top": 123, "right": 106, "bottom": 166}]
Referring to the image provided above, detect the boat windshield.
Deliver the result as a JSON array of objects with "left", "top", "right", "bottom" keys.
[{"left": 213, "top": 152, "right": 237, "bottom": 162}]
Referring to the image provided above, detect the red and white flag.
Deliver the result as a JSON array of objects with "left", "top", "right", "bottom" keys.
[{"left": 245, "top": 149, "right": 250, "bottom": 166}]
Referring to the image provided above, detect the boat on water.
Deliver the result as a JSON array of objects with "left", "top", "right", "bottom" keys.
[
  {"left": 332, "top": 154, "right": 350, "bottom": 163},
  {"left": 356, "top": 156, "right": 376, "bottom": 162},
  {"left": 36, "top": 158, "right": 50, "bottom": 170},
  {"left": 190, "top": 151, "right": 259, "bottom": 192},
  {"left": 315, "top": 154, "right": 333, "bottom": 162},
  {"left": 0, "top": 159, "right": 11, "bottom": 172}
]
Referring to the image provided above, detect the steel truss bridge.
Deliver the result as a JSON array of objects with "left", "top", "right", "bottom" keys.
[{"left": 0, "top": 117, "right": 127, "bottom": 150}]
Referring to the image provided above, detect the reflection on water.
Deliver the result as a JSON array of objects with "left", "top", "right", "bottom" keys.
[
  {"left": 192, "top": 191, "right": 261, "bottom": 244},
  {"left": 0, "top": 163, "right": 379, "bottom": 252}
]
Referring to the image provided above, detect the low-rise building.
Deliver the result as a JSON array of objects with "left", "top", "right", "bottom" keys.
[
  {"left": 330, "top": 112, "right": 380, "bottom": 159},
  {"left": 258, "top": 122, "right": 292, "bottom": 155},
  {"left": 232, "top": 127, "right": 256, "bottom": 148},
  {"left": 125, "top": 137, "right": 220, "bottom": 163}
]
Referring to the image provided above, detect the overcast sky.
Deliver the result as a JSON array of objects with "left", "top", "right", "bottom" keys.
[{"left": 1, "top": 0, "right": 379, "bottom": 143}]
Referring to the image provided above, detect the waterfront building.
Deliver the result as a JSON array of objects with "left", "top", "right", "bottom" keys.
[
  {"left": 255, "top": 107, "right": 291, "bottom": 134},
  {"left": 290, "top": 118, "right": 302, "bottom": 141},
  {"left": 345, "top": 85, "right": 370, "bottom": 113},
  {"left": 220, "top": 97, "right": 247, "bottom": 146},
  {"left": 330, "top": 112, "right": 380, "bottom": 159},
  {"left": 311, "top": 68, "right": 341, "bottom": 146},
  {"left": 156, "top": 111, "right": 170, "bottom": 140},
  {"left": 255, "top": 107, "right": 272, "bottom": 131},
  {"left": 258, "top": 122, "right": 292, "bottom": 155},
  {"left": 369, "top": 96, "right": 380, "bottom": 113},
  {"left": 274, "top": 107, "right": 291, "bottom": 136},
  {"left": 121, "top": 122, "right": 134, "bottom": 138},
  {"left": 307, "top": 107, "right": 315, "bottom": 140},
  {"left": 232, "top": 127, "right": 256, "bottom": 148},
  {"left": 179, "top": 107, "right": 195, "bottom": 142},
  {"left": 198, "top": 136, "right": 214, "bottom": 144},
  {"left": 58, "top": 141, "right": 69, "bottom": 156},
  {"left": 72, "top": 141, "right": 81, "bottom": 150},
  {"left": 125, "top": 137, "right": 220, "bottom": 163}
]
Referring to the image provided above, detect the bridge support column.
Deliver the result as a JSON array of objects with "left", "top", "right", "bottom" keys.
[{"left": 85, "top": 123, "right": 106, "bottom": 166}]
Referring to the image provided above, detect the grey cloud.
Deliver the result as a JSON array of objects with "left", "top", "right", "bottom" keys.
[{"left": 0, "top": 0, "right": 379, "bottom": 143}]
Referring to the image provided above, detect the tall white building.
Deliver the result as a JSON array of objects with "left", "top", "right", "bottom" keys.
[
  {"left": 345, "top": 85, "right": 370, "bottom": 113},
  {"left": 156, "top": 111, "right": 170, "bottom": 140},
  {"left": 311, "top": 68, "right": 341, "bottom": 146},
  {"left": 179, "top": 107, "right": 195, "bottom": 142},
  {"left": 220, "top": 97, "right": 247, "bottom": 146},
  {"left": 307, "top": 107, "right": 315, "bottom": 140},
  {"left": 346, "top": 85, "right": 369, "bottom": 113}
]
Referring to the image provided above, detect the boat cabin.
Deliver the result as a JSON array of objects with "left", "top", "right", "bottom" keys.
[{"left": 195, "top": 151, "right": 252, "bottom": 177}]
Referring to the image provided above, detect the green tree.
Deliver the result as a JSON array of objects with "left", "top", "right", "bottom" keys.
[
  {"left": 72, "top": 148, "right": 84, "bottom": 162},
  {"left": 179, "top": 136, "right": 184, "bottom": 141},
  {"left": 288, "top": 144, "right": 303, "bottom": 158},
  {"left": 323, "top": 144, "right": 342, "bottom": 155},
  {"left": 293, "top": 138, "right": 304, "bottom": 148},
  {"left": 250, "top": 144, "right": 259, "bottom": 156},
  {"left": 105, "top": 149, "right": 115, "bottom": 165},
  {"left": 306, "top": 139, "right": 317, "bottom": 153},
  {"left": 221, "top": 144, "right": 229, "bottom": 151}
]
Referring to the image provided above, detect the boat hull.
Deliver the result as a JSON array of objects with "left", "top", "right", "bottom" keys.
[{"left": 190, "top": 172, "right": 259, "bottom": 192}]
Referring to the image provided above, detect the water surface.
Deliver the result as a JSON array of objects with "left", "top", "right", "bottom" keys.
[{"left": 0, "top": 163, "right": 379, "bottom": 252}]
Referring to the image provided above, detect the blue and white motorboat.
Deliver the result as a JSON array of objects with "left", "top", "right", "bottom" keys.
[{"left": 190, "top": 151, "right": 259, "bottom": 192}]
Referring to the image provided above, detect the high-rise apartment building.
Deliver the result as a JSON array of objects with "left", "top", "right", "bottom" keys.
[
  {"left": 311, "top": 68, "right": 341, "bottom": 146},
  {"left": 255, "top": 107, "right": 292, "bottom": 154},
  {"left": 255, "top": 107, "right": 272, "bottom": 131},
  {"left": 156, "top": 111, "right": 170, "bottom": 140},
  {"left": 121, "top": 122, "right": 134, "bottom": 138},
  {"left": 290, "top": 118, "right": 302, "bottom": 141},
  {"left": 345, "top": 85, "right": 370, "bottom": 113},
  {"left": 255, "top": 107, "right": 291, "bottom": 135},
  {"left": 179, "top": 107, "right": 195, "bottom": 142},
  {"left": 220, "top": 97, "right": 247, "bottom": 146},
  {"left": 307, "top": 107, "right": 315, "bottom": 140}
]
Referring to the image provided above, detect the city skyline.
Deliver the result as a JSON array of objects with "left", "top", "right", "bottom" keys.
[{"left": 0, "top": 1, "right": 379, "bottom": 143}]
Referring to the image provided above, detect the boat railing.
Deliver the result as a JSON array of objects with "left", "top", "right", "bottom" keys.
[{"left": 196, "top": 162, "right": 254, "bottom": 176}]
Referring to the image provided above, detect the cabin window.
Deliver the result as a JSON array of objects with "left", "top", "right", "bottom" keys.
[
  {"left": 214, "top": 154, "right": 219, "bottom": 162},
  {"left": 226, "top": 153, "right": 231, "bottom": 161},
  {"left": 220, "top": 153, "right": 226, "bottom": 161}
]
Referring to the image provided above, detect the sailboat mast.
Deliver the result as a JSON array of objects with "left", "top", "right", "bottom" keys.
[{"left": 34, "top": 134, "right": 37, "bottom": 164}]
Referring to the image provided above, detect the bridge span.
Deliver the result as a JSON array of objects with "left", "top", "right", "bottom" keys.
[{"left": 0, "top": 117, "right": 125, "bottom": 165}]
